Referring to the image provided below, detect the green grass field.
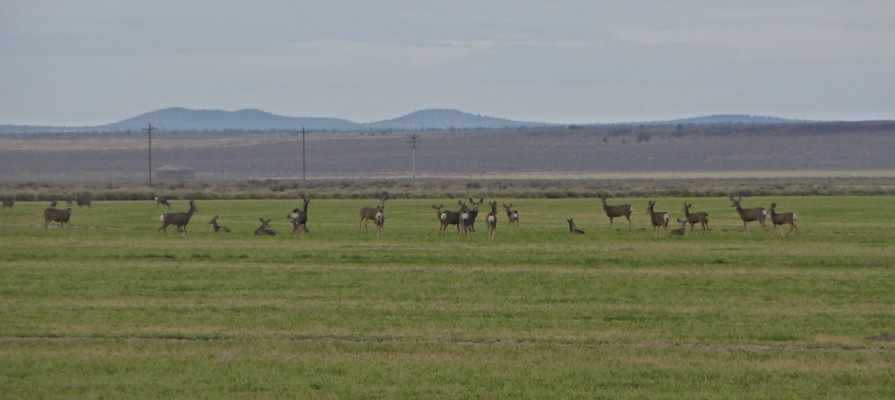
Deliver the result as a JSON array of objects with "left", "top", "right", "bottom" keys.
[{"left": 2, "top": 196, "right": 894, "bottom": 399}]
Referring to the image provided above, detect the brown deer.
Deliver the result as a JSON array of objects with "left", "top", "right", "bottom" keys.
[
  {"left": 681, "top": 203, "right": 709, "bottom": 234},
  {"left": 374, "top": 205, "right": 385, "bottom": 238},
  {"left": 600, "top": 196, "right": 633, "bottom": 231},
  {"left": 0, "top": 195, "right": 14, "bottom": 210},
  {"left": 76, "top": 193, "right": 92, "bottom": 209},
  {"left": 43, "top": 200, "right": 73, "bottom": 233},
  {"left": 729, "top": 196, "right": 767, "bottom": 237},
  {"left": 645, "top": 200, "right": 669, "bottom": 239},
  {"left": 155, "top": 196, "right": 171, "bottom": 209},
  {"left": 359, "top": 195, "right": 388, "bottom": 233},
  {"left": 433, "top": 204, "right": 460, "bottom": 237},
  {"left": 156, "top": 199, "right": 197, "bottom": 238},
  {"left": 769, "top": 202, "right": 799, "bottom": 237},
  {"left": 485, "top": 201, "right": 499, "bottom": 240},
  {"left": 567, "top": 219, "right": 585, "bottom": 235},
  {"left": 208, "top": 215, "right": 230, "bottom": 233},
  {"left": 466, "top": 198, "right": 483, "bottom": 234},
  {"left": 288, "top": 196, "right": 311, "bottom": 237},
  {"left": 254, "top": 218, "right": 277, "bottom": 236},
  {"left": 458, "top": 201, "right": 472, "bottom": 237},
  {"left": 669, "top": 218, "right": 687, "bottom": 236},
  {"left": 502, "top": 203, "right": 519, "bottom": 230}
]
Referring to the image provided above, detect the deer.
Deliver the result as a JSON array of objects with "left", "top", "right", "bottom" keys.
[
  {"left": 359, "top": 195, "right": 388, "bottom": 233},
  {"left": 288, "top": 196, "right": 311, "bottom": 237},
  {"left": 466, "top": 198, "right": 483, "bottom": 234},
  {"left": 48, "top": 200, "right": 58, "bottom": 208},
  {"left": 729, "top": 196, "right": 767, "bottom": 237},
  {"left": 433, "top": 204, "right": 460, "bottom": 237},
  {"left": 600, "top": 195, "right": 633, "bottom": 231},
  {"left": 43, "top": 200, "right": 73, "bottom": 233},
  {"left": 769, "top": 202, "right": 799, "bottom": 237},
  {"left": 458, "top": 201, "right": 472, "bottom": 237},
  {"left": 374, "top": 205, "right": 385, "bottom": 238},
  {"left": 567, "top": 219, "right": 585, "bottom": 234},
  {"left": 254, "top": 218, "right": 277, "bottom": 236},
  {"left": 1, "top": 196, "right": 16, "bottom": 211},
  {"left": 208, "top": 215, "right": 230, "bottom": 233},
  {"left": 681, "top": 203, "right": 709, "bottom": 234},
  {"left": 156, "top": 199, "right": 197, "bottom": 238},
  {"left": 155, "top": 196, "right": 171, "bottom": 209},
  {"left": 669, "top": 218, "right": 687, "bottom": 236},
  {"left": 502, "top": 203, "right": 519, "bottom": 230},
  {"left": 76, "top": 195, "right": 92, "bottom": 209},
  {"left": 645, "top": 200, "right": 670, "bottom": 239},
  {"left": 485, "top": 201, "right": 499, "bottom": 240}
]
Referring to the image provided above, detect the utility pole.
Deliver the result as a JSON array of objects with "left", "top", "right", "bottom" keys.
[
  {"left": 142, "top": 124, "right": 154, "bottom": 187},
  {"left": 301, "top": 127, "right": 306, "bottom": 182},
  {"left": 408, "top": 133, "right": 421, "bottom": 180}
]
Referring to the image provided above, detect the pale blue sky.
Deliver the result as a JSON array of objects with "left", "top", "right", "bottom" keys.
[{"left": 2, "top": 0, "right": 893, "bottom": 126}]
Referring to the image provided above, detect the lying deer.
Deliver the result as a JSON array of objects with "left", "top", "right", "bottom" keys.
[
  {"left": 669, "top": 218, "right": 687, "bottom": 236},
  {"left": 681, "top": 203, "right": 709, "bottom": 234},
  {"left": 43, "top": 200, "right": 73, "bottom": 233},
  {"left": 646, "top": 200, "right": 669, "bottom": 239},
  {"left": 601, "top": 196, "right": 633, "bottom": 231},
  {"left": 730, "top": 196, "right": 766, "bottom": 237},
  {"left": 485, "top": 201, "right": 499, "bottom": 240},
  {"left": 208, "top": 215, "right": 230, "bottom": 233},
  {"left": 502, "top": 203, "right": 519, "bottom": 230},
  {"left": 254, "top": 218, "right": 277, "bottom": 236},
  {"left": 567, "top": 219, "right": 585, "bottom": 235},
  {"left": 433, "top": 204, "right": 460, "bottom": 237},
  {"left": 769, "top": 202, "right": 799, "bottom": 237},
  {"left": 359, "top": 195, "right": 388, "bottom": 233},
  {"left": 156, "top": 199, "right": 197, "bottom": 238}
]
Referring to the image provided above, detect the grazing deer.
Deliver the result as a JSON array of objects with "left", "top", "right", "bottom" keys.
[
  {"left": 433, "top": 204, "right": 460, "bottom": 237},
  {"left": 769, "top": 202, "right": 799, "bottom": 237},
  {"left": 374, "top": 205, "right": 385, "bottom": 238},
  {"left": 600, "top": 196, "right": 633, "bottom": 231},
  {"left": 156, "top": 199, "right": 197, "bottom": 238},
  {"left": 43, "top": 200, "right": 73, "bottom": 233},
  {"left": 466, "top": 198, "right": 483, "bottom": 234},
  {"left": 0, "top": 195, "right": 14, "bottom": 210},
  {"left": 48, "top": 200, "right": 58, "bottom": 208},
  {"left": 155, "top": 196, "right": 171, "bottom": 209},
  {"left": 681, "top": 203, "right": 709, "bottom": 234},
  {"left": 458, "top": 201, "right": 472, "bottom": 237},
  {"left": 208, "top": 215, "right": 230, "bottom": 233},
  {"left": 76, "top": 196, "right": 91, "bottom": 209},
  {"left": 729, "top": 196, "right": 767, "bottom": 237},
  {"left": 567, "top": 219, "right": 585, "bottom": 235},
  {"left": 359, "top": 195, "right": 388, "bottom": 233},
  {"left": 288, "top": 196, "right": 311, "bottom": 237},
  {"left": 669, "top": 218, "right": 687, "bottom": 236},
  {"left": 254, "top": 218, "right": 277, "bottom": 236},
  {"left": 645, "top": 200, "right": 670, "bottom": 239},
  {"left": 502, "top": 203, "right": 519, "bottom": 230},
  {"left": 485, "top": 201, "right": 499, "bottom": 240}
]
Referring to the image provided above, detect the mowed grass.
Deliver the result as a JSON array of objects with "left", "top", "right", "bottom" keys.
[{"left": 1, "top": 196, "right": 894, "bottom": 399}]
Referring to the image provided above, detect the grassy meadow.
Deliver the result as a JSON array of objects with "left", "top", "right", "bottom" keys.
[{"left": 1, "top": 196, "right": 894, "bottom": 398}]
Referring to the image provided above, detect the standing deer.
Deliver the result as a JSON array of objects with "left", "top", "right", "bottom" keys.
[
  {"left": 48, "top": 200, "right": 58, "bottom": 208},
  {"left": 1, "top": 196, "right": 16, "bottom": 210},
  {"left": 645, "top": 200, "right": 670, "bottom": 239},
  {"left": 600, "top": 196, "right": 633, "bottom": 231},
  {"left": 466, "top": 198, "right": 483, "bottom": 234},
  {"left": 485, "top": 201, "right": 498, "bottom": 240},
  {"left": 502, "top": 203, "right": 519, "bottom": 230},
  {"left": 729, "top": 196, "right": 767, "bottom": 237},
  {"left": 567, "top": 219, "right": 585, "bottom": 235},
  {"left": 669, "top": 218, "right": 687, "bottom": 236},
  {"left": 374, "top": 205, "right": 385, "bottom": 238},
  {"left": 208, "top": 215, "right": 230, "bottom": 233},
  {"left": 458, "top": 201, "right": 472, "bottom": 237},
  {"left": 681, "top": 203, "right": 709, "bottom": 234},
  {"left": 156, "top": 199, "right": 197, "bottom": 238},
  {"left": 76, "top": 193, "right": 92, "bottom": 209},
  {"left": 155, "top": 196, "right": 171, "bottom": 209},
  {"left": 43, "top": 200, "right": 73, "bottom": 233},
  {"left": 433, "top": 204, "right": 460, "bottom": 237},
  {"left": 254, "top": 218, "right": 277, "bottom": 236},
  {"left": 288, "top": 196, "right": 311, "bottom": 237},
  {"left": 359, "top": 195, "right": 388, "bottom": 233},
  {"left": 769, "top": 202, "right": 799, "bottom": 237}
]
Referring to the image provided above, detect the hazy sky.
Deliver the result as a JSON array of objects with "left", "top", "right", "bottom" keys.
[{"left": 2, "top": 1, "right": 893, "bottom": 126}]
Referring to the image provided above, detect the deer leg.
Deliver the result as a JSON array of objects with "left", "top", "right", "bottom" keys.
[
  {"left": 791, "top": 223, "right": 799, "bottom": 236},
  {"left": 626, "top": 216, "right": 632, "bottom": 231},
  {"left": 608, "top": 217, "right": 614, "bottom": 231}
]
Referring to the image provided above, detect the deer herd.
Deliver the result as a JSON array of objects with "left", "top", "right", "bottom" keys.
[{"left": 3, "top": 193, "right": 800, "bottom": 239}]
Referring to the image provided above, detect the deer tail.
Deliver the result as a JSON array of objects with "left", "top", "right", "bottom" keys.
[
  {"left": 793, "top": 214, "right": 798, "bottom": 221},
  {"left": 159, "top": 215, "right": 164, "bottom": 222},
  {"left": 664, "top": 214, "right": 669, "bottom": 224}
]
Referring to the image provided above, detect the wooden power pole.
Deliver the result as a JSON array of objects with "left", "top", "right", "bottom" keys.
[
  {"left": 301, "top": 127, "right": 306, "bottom": 182},
  {"left": 408, "top": 133, "right": 421, "bottom": 180},
  {"left": 142, "top": 123, "right": 154, "bottom": 187}
]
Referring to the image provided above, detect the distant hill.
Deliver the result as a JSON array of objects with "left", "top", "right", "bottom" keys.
[
  {"left": 99, "top": 107, "right": 361, "bottom": 132},
  {"left": 365, "top": 109, "right": 543, "bottom": 130}
]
